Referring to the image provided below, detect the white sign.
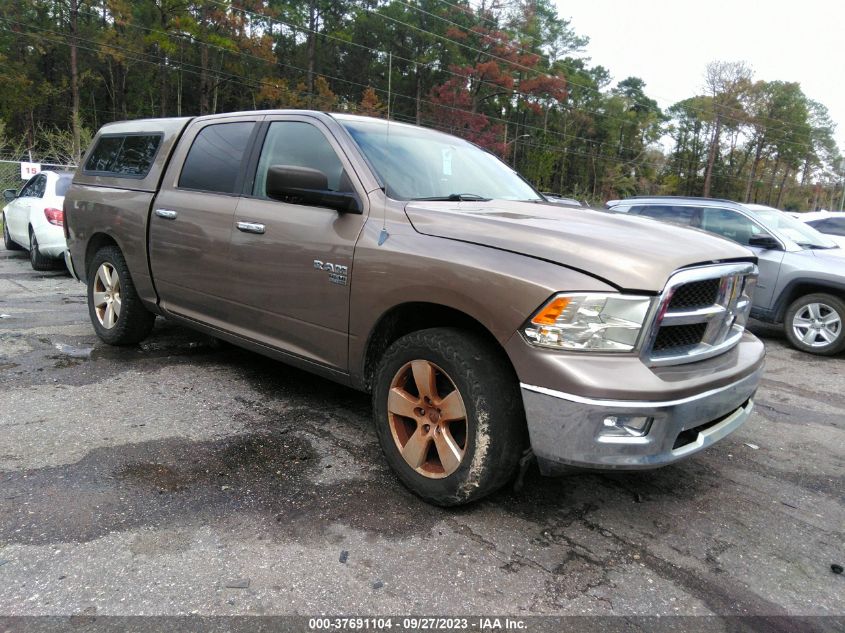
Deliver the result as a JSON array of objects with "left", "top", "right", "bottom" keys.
[{"left": 20, "top": 162, "right": 41, "bottom": 179}]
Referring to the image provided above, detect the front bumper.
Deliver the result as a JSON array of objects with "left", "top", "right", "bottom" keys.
[{"left": 521, "top": 363, "right": 762, "bottom": 473}]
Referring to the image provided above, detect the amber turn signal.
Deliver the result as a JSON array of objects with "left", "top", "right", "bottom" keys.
[{"left": 531, "top": 296, "right": 572, "bottom": 326}]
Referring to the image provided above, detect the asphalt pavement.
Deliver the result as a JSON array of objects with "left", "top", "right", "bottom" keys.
[{"left": 0, "top": 246, "right": 843, "bottom": 623}]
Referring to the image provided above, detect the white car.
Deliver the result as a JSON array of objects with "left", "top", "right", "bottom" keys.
[
  {"left": 2, "top": 170, "right": 73, "bottom": 271},
  {"left": 795, "top": 211, "right": 845, "bottom": 248}
]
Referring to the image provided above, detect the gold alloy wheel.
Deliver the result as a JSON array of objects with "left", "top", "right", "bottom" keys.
[
  {"left": 92, "top": 262, "right": 122, "bottom": 329},
  {"left": 387, "top": 360, "right": 468, "bottom": 478}
]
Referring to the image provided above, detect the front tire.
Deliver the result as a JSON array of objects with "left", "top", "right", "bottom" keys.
[
  {"left": 784, "top": 293, "right": 845, "bottom": 356},
  {"left": 372, "top": 328, "right": 526, "bottom": 506},
  {"left": 87, "top": 245, "right": 155, "bottom": 345},
  {"left": 29, "top": 228, "right": 54, "bottom": 271},
  {"left": 3, "top": 214, "right": 23, "bottom": 251}
]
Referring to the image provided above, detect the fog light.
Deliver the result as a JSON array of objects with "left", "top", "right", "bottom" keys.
[{"left": 600, "top": 415, "right": 653, "bottom": 438}]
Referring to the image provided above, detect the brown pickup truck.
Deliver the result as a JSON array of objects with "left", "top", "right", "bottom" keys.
[{"left": 64, "top": 111, "right": 765, "bottom": 505}]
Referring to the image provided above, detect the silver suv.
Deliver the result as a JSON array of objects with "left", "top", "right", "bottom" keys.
[{"left": 608, "top": 197, "right": 845, "bottom": 356}]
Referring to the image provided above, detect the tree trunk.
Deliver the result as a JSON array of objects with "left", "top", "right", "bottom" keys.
[
  {"left": 200, "top": 45, "right": 210, "bottom": 114},
  {"left": 744, "top": 136, "right": 765, "bottom": 202},
  {"left": 811, "top": 182, "right": 821, "bottom": 210},
  {"left": 415, "top": 67, "right": 422, "bottom": 124},
  {"left": 766, "top": 156, "right": 782, "bottom": 206},
  {"left": 70, "top": 0, "right": 81, "bottom": 164},
  {"left": 775, "top": 168, "right": 791, "bottom": 209},
  {"left": 159, "top": 7, "right": 167, "bottom": 116},
  {"left": 702, "top": 115, "right": 722, "bottom": 197},
  {"left": 306, "top": 0, "right": 317, "bottom": 98}
]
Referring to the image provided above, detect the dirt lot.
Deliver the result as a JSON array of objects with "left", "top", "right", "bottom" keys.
[{"left": 0, "top": 246, "right": 843, "bottom": 623}]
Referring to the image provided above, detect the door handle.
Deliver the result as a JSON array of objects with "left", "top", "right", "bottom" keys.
[
  {"left": 155, "top": 209, "right": 178, "bottom": 220},
  {"left": 236, "top": 221, "right": 265, "bottom": 235}
]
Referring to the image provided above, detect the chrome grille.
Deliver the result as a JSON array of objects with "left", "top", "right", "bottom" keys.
[
  {"left": 668, "top": 279, "right": 720, "bottom": 310},
  {"left": 643, "top": 263, "right": 757, "bottom": 366},
  {"left": 652, "top": 323, "right": 709, "bottom": 352}
]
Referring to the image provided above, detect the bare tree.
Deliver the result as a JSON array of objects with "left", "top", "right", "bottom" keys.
[{"left": 702, "top": 61, "right": 752, "bottom": 197}]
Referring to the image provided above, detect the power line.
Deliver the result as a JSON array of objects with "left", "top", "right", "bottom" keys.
[
  {"left": 209, "top": 1, "right": 821, "bottom": 150},
  {"left": 0, "top": 14, "right": 832, "bottom": 186},
  {"left": 5, "top": 15, "right": 824, "bottom": 178}
]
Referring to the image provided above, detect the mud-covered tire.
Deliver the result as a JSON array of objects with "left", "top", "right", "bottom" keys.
[
  {"left": 783, "top": 293, "right": 845, "bottom": 356},
  {"left": 87, "top": 245, "right": 155, "bottom": 345},
  {"left": 29, "top": 228, "right": 56, "bottom": 271},
  {"left": 372, "top": 327, "right": 526, "bottom": 506},
  {"left": 3, "top": 214, "right": 23, "bottom": 251}
]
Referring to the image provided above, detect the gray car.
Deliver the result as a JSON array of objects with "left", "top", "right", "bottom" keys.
[{"left": 608, "top": 197, "right": 845, "bottom": 356}]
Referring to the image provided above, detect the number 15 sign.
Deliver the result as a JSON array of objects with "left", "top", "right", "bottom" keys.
[{"left": 20, "top": 162, "right": 41, "bottom": 179}]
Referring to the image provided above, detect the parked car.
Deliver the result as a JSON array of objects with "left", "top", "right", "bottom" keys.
[
  {"left": 608, "top": 197, "right": 845, "bottom": 356},
  {"left": 3, "top": 170, "right": 74, "bottom": 271},
  {"left": 64, "top": 113, "right": 764, "bottom": 505},
  {"left": 796, "top": 210, "right": 845, "bottom": 248}
]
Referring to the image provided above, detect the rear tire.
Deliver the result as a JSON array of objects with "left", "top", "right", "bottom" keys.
[
  {"left": 29, "top": 228, "right": 54, "bottom": 271},
  {"left": 783, "top": 293, "right": 845, "bottom": 356},
  {"left": 87, "top": 245, "right": 155, "bottom": 345},
  {"left": 3, "top": 214, "right": 23, "bottom": 251},
  {"left": 372, "top": 327, "right": 526, "bottom": 506}
]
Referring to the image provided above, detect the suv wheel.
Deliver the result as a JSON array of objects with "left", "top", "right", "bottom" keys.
[
  {"left": 29, "top": 228, "right": 54, "bottom": 271},
  {"left": 784, "top": 293, "right": 845, "bottom": 356},
  {"left": 87, "top": 245, "right": 156, "bottom": 345},
  {"left": 3, "top": 214, "right": 23, "bottom": 251},
  {"left": 372, "top": 327, "right": 525, "bottom": 506}
]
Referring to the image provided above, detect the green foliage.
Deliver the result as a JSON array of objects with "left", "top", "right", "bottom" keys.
[{"left": 0, "top": 1, "right": 839, "bottom": 208}]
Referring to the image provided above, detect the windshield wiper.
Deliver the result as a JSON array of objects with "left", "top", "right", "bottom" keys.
[{"left": 411, "top": 193, "right": 492, "bottom": 202}]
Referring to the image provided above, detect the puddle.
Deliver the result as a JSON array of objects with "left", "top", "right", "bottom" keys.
[{"left": 53, "top": 342, "right": 94, "bottom": 359}]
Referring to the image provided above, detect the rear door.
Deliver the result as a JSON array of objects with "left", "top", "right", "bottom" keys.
[
  {"left": 223, "top": 114, "right": 368, "bottom": 370},
  {"left": 149, "top": 114, "right": 261, "bottom": 325}
]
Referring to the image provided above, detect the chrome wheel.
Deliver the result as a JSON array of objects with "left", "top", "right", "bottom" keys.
[
  {"left": 387, "top": 359, "right": 468, "bottom": 479},
  {"left": 792, "top": 302, "right": 841, "bottom": 348},
  {"left": 92, "top": 262, "right": 121, "bottom": 329}
]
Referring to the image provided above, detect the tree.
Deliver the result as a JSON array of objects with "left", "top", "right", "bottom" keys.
[
  {"left": 358, "top": 86, "right": 386, "bottom": 117},
  {"left": 701, "top": 60, "right": 752, "bottom": 197}
]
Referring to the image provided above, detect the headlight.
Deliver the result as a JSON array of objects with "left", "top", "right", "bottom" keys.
[{"left": 522, "top": 293, "right": 653, "bottom": 351}]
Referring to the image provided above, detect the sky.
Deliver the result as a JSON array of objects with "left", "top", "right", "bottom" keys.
[{"left": 555, "top": 0, "right": 845, "bottom": 169}]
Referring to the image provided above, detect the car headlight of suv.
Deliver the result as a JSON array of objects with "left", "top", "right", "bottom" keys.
[{"left": 522, "top": 293, "right": 654, "bottom": 351}]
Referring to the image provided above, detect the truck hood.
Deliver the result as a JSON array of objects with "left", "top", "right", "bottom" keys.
[{"left": 404, "top": 201, "right": 754, "bottom": 292}]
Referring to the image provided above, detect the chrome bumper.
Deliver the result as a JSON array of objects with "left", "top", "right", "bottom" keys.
[{"left": 520, "top": 364, "right": 762, "bottom": 473}]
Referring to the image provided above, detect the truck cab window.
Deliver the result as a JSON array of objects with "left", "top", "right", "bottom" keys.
[
  {"left": 179, "top": 122, "right": 254, "bottom": 194},
  {"left": 253, "top": 121, "right": 349, "bottom": 198}
]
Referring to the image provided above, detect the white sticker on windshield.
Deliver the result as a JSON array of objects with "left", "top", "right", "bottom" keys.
[{"left": 441, "top": 148, "right": 453, "bottom": 176}]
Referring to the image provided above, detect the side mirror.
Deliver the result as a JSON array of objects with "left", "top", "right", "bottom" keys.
[
  {"left": 266, "top": 165, "right": 361, "bottom": 214},
  {"left": 3, "top": 189, "right": 17, "bottom": 203},
  {"left": 748, "top": 234, "right": 781, "bottom": 250}
]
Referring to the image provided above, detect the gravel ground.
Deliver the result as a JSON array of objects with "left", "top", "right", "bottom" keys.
[{"left": 0, "top": 246, "right": 843, "bottom": 625}]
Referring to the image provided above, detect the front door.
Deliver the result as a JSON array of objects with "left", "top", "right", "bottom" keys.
[
  {"left": 699, "top": 207, "right": 785, "bottom": 309},
  {"left": 149, "top": 115, "right": 261, "bottom": 326},
  {"left": 224, "top": 115, "right": 369, "bottom": 371},
  {"left": 5, "top": 174, "right": 44, "bottom": 245}
]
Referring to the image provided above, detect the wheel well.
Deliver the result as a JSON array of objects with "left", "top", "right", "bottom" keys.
[
  {"left": 85, "top": 233, "right": 120, "bottom": 279},
  {"left": 776, "top": 282, "right": 845, "bottom": 321},
  {"left": 361, "top": 302, "right": 513, "bottom": 392}
]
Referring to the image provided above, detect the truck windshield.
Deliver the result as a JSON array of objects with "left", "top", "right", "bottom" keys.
[
  {"left": 338, "top": 116, "right": 542, "bottom": 202},
  {"left": 748, "top": 208, "right": 837, "bottom": 249}
]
